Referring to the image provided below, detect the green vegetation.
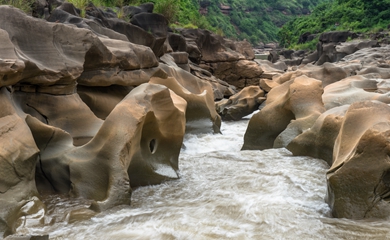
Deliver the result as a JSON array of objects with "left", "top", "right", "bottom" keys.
[
  {"left": 0, "top": 0, "right": 34, "bottom": 13},
  {"left": 66, "top": 0, "right": 127, "bottom": 8},
  {"left": 291, "top": 38, "right": 319, "bottom": 51},
  {"left": 1, "top": 0, "right": 330, "bottom": 45},
  {"left": 151, "top": 0, "right": 215, "bottom": 30},
  {"left": 154, "top": 0, "right": 178, "bottom": 23},
  {"left": 279, "top": 0, "right": 390, "bottom": 48},
  {"left": 203, "top": 0, "right": 327, "bottom": 44}
]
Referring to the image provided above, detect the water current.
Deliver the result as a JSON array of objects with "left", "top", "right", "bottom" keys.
[{"left": 16, "top": 116, "right": 390, "bottom": 239}]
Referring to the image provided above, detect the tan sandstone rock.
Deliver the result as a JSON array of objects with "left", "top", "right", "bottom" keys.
[
  {"left": 216, "top": 86, "right": 265, "bottom": 121},
  {"left": 255, "top": 59, "right": 286, "bottom": 80},
  {"left": 287, "top": 105, "right": 349, "bottom": 165},
  {"left": 189, "top": 62, "right": 237, "bottom": 100},
  {"left": 273, "top": 62, "right": 349, "bottom": 87},
  {"left": 209, "top": 60, "right": 264, "bottom": 89},
  {"left": 13, "top": 91, "right": 103, "bottom": 146},
  {"left": 0, "top": 29, "right": 25, "bottom": 87},
  {"left": 150, "top": 65, "right": 221, "bottom": 133},
  {"left": 0, "top": 6, "right": 88, "bottom": 87},
  {"left": 326, "top": 101, "right": 390, "bottom": 219},
  {"left": 259, "top": 79, "right": 280, "bottom": 92},
  {"left": 323, "top": 75, "right": 390, "bottom": 110},
  {"left": 0, "top": 88, "right": 44, "bottom": 237},
  {"left": 242, "top": 75, "right": 325, "bottom": 150},
  {"left": 341, "top": 45, "right": 390, "bottom": 67},
  {"left": 27, "top": 83, "right": 186, "bottom": 212}
]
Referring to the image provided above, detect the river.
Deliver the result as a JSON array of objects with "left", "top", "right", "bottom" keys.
[{"left": 15, "top": 116, "right": 390, "bottom": 239}]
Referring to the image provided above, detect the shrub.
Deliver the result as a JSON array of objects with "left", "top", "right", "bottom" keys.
[
  {"left": 66, "top": 0, "right": 88, "bottom": 9},
  {"left": 154, "top": 0, "right": 179, "bottom": 23},
  {"left": 0, "top": 0, "right": 34, "bottom": 13},
  {"left": 279, "top": 0, "right": 390, "bottom": 49}
]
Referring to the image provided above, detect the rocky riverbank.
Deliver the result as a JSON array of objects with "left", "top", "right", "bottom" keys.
[
  {"left": 241, "top": 32, "right": 390, "bottom": 219},
  {"left": 1, "top": 1, "right": 390, "bottom": 238}
]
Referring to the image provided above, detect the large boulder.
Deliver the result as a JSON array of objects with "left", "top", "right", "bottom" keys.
[
  {"left": 78, "top": 36, "right": 159, "bottom": 87},
  {"left": 0, "top": 3, "right": 160, "bottom": 118},
  {"left": 326, "top": 101, "right": 390, "bottom": 219},
  {"left": 273, "top": 62, "right": 350, "bottom": 87},
  {"left": 129, "top": 12, "right": 169, "bottom": 57},
  {"left": 27, "top": 83, "right": 186, "bottom": 211},
  {"left": 47, "top": 7, "right": 129, "bottom": 41},
  {"left": 319, "top": 31, "right": 355, "bottom": 44},
  {"left": 224, "top": 39, "right": 255, "bottom": 60},
  {"left": 287, "top": 105, "right": 349, "bottom": 165},
  {"left": 316, "top": 43, "right": 348, "bottom": 65},
  {"left": 76, "top": 85, "right": 134, "bottom": 119},
  {"left": 122, "top": 3, "right": 154, "bottom": 19},
  {"left": 0, "top": 6, "right": 88, "bottom": 88},
  {"left": 323, "top": 75, "right": 390, "bottom": 110},
  {"left": 178, "top": 28, "right": 244, "bottom": 63},
  {"left": 189, "top": 62, "right": 236, "bottom": 100},
  {"left": 0, "top": 29, "right": 25, "bottom": 87},
  {"left": 209, "top": 60, "right": 263, "bottom": 89},
  {"left": 255, "top": 59, "right": 286, "bottom": 80},
  {"left": 77, "top": 37, "right": 160, "bottom": 118},
  {"left": 341, "top": 45, "right": 390, "bottom": 67},
  {"left": 242, "top": 75, "right": 325, "bottom": 150},
  {"left": 1, "top": 5, "right": 159, "bottom": 92},
  {"left": 316, "top": 40, "right": 379, "bottom": 65},
  {"left": 150, "top": 65, "right": 221, "bottom": 133},
  {"left": 174, "top": 28, "right": 261, "bottom": 89},
  {"left": 216, "top": 86, "right": 265, "bottom": 121},
  {"left": 298, "top": 32, "right": 317, "bottom": 44},
  {"left": 0, "top": 88, "right": 44, "bottom": 237},
  {"left": 13, "top": 91, "right": 103, "bottom": 146},
  {"left": 168, "top": 32, "right": 187, "bottom": 52},
  {"left": 336, "top": 40, "right": 379, "bottom": 56},
  {"left": 84, "top": 3, "right": 167, "bottom": 57}
]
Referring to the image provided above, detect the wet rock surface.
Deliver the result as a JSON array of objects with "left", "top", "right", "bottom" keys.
[
  {"left": 216, "top": 86, "right": 265, "bottom": 121},
  {"left": 244, "top": 32, "right": 390, "bottom": 219},
  {"left": 242, "top": 75, "right": 325, "bottom": 150},
  {"left": 0, "top": 4, "right": 228, "bottom": 237},
  {"left": 2, "top": 3, "right": 390, "bottom": 238},
  {"left": 326, "top": 101, "right": 390, "bottom": 219}
]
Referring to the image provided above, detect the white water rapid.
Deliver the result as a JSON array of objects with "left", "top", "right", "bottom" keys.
[{"left": 15, "top": 116, "right": 390, "bottom": 239}]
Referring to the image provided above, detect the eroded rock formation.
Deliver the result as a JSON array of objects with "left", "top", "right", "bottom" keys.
[
  {"left": 30, "top": 83, "right": 186, "bottom": 211},
  {"left": 150, "top": 64, "right": 221, "bottom": 133},
  {"left": 215, "top": 86, "right": 265, "bottom": 121},
  {"left": 246, "top": 42, "right": 390, "bottom": 219},
  {"left": 2, "top": 2, "right": 390, "bottom": 237},
  {"left": 0, "top": 88, "right": 44, "bottom": 236},
  {"left": 176, "top": 28, "right": 264, "bottom": 89},
  {"left": 286, "top": 105, "right": 349, "bottom": 165},
  {"left": 326, "top": 101, "right": 390, "bottom": 219},
  {"left": 0, "top": 4, "right": 224, "bottom": 237},
  {"left": 242, "top": 75, "right": 325, "bottom": 150}
]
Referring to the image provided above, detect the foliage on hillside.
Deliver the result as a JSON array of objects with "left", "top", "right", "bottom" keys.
[
  {"left": 64, "top": 0, "right": 327, "bottom": 44},
  {"left": 0, "top": 0, "right": 35, "bottom": 13},
  {"left": 279, "top": 0, "right": 390, "bottom": 48},
  {"left": 204, "top": 0, "right": 326, "bottom": 44},
  {"left": 1, "top": 0, "right": 327, "bottom": 45}
]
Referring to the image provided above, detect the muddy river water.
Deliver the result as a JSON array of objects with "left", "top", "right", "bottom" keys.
[{"left": 16, "top": 117, "right": 390, "bottom": 239}]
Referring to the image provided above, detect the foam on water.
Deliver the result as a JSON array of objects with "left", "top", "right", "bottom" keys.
[{"left": 15, "top": 117, "right": 390, "bottom": 239}]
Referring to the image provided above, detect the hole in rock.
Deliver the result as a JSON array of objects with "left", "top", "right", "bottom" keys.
[
  {"left": 149, "top": 139, "right": 157, "bottom": 154},
  {"left": 382, "top": 169, "right": 390, "bottom": 188}
]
